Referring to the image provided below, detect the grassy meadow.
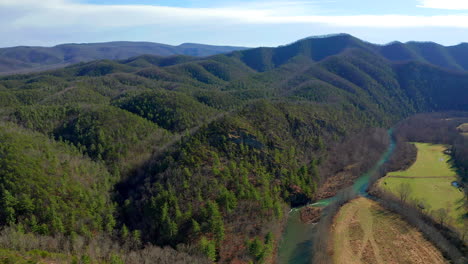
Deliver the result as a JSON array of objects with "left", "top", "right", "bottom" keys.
[{"left": 377, "top": 143, "right": 466, "bottom": 232}]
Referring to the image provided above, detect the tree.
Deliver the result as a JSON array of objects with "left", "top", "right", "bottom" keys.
[
  {"left": 120, "top": 224, "right": 129, "bottom": 241},
  {"left": 199, "top": 236, "right": 216, "bottom": 261},
  {"left": 396, "top": 182, "right": 412, "bottom": 202},
  {"left": 217, "top": 188, "right": 237, "bottom": 213},
  {"left": 0, "top": 188, "right": 16, "bottom": 225},
  {"left": 248, "top": 237, "right": 264, "bottom": 261},
  {"left": 206, "top": 201, "right": 225, "bottom": 242},
  {"left": 191, "top": 218, "right": 201, "bottom": 235}
]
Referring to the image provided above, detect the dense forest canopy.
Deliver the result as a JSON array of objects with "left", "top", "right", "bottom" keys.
[{"left": 0, "top": 34, "right": 467, "bottom": 263}]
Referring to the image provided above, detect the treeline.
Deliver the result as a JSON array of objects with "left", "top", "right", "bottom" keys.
[
  {"left": 315, "top": 128, "right": 390, "bottom": 199},
  {"left": 384, "top": 138, "right": 417, "bottom": 173},
  {"left": 369, "top": 188, "right": 467, "bottom": 264},
  {"left": 0, "top": 227, "right": 210, "bottom": 264},
  {"left": 395, "top": 112, "right": 468, "bottom": 185}
]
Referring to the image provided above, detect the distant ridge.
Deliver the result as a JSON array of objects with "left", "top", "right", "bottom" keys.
[
  {"left": 0, "top": 41, "right": 248, "bottom": 75},
  {"left": 228, "top": 34, "right": 468, "bottom": 72},
  {"left": 2, "top": 34, "right": 468, "bottom": 75}
]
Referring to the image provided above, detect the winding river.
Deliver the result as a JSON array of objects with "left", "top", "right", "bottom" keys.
[{"left": 277, "top": 129, "right": 396, "bottom": 264}]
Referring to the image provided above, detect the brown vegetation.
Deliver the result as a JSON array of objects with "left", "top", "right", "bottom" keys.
[
  {"left": 369, "top": 188, "right": 467, "bottom": 264},
  {"left": 0, "top": 227, "right": 210, "bottom": 264},
  {"left": 316, "top": 128, "right": 389, "bottom": 200},
  {"left": 331, "top": 197, "right": 447, "bottom": 264},
  {"left": 300, "top": 207, "right": 323, "bottom": 224}
]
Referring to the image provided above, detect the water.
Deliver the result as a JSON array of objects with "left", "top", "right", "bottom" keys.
[
  {"left": 277, "top": 129, "right": 396, "bottom": 263},
  {"left": 277, "top": 209, "right": 317, "bottom": 264}
]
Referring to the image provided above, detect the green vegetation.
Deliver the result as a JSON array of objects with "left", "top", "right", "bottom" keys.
[
  {"left": 387, "top": 143, "right": 455, "bottom": 177},
  {"left": 378, "top": 143, "right": 466, "bottom": 232},
  {"left": 0, "top": 34, "right": 467, "bottom": 262},
  {"left": 113, "top": 90, "right": 219, "bottom": 132},
  {"left": 247, "top": 232, "right": 274, "bottom": 263},
  {"left": 0, "top": 42, "right": 246, "bottom": 74},
  {"left": 0, "top": 248, "right": 71, "bottom": 264},
  {"left": 0, "top": 123, "right": 115, "bottom": 236}
]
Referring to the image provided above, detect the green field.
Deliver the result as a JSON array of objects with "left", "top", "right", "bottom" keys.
[{"left": 378, "top": 143, "right": 466, "bottom": 233}]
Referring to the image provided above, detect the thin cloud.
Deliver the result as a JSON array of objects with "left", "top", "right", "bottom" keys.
[
  {"left": 417, "top": 0, "right": 468, "bottom": 10},
  {"left": 2, "top": 0, "right": 468, "bottom": 28},
  {"left": 1, "top": 0, "right": 468, "bottom": 47}
]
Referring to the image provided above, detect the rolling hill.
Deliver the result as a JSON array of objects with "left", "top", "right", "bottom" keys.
[
  {"left": 0, "top": 41, "right": 248, "bottom": 75},
  {"left": 0, "top": 34, "right": 467, "bottom": 263}
]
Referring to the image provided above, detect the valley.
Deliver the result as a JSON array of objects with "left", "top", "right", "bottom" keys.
[{"left": 0, "top": 34, "right": 467, "bottom": 263}]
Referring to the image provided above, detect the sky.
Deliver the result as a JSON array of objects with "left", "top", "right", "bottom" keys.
[{"left": 1, "top": 0, "right": 468, "bottom": 48}]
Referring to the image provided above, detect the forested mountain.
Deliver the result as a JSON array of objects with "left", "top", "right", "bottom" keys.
[
  {"left": 229, "top": 34, "right": 468, "bottom": 72},
  {"left": 0, "top": 34, "right": 467, "bottom": 263},
  {"left": 3, "top": 34, "right": 468, "bottom": 76},
  {"left": 0, "top": 42, "right": 248, "bottom": 75}
]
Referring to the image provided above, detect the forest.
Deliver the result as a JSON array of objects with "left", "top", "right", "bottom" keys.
[{"left": 0, "top": 34, "right": 467, "bottom": 263}]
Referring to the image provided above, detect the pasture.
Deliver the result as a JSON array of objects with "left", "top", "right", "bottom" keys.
[{"left": 377, "top": 143, "right": 466, "bottom": 232}]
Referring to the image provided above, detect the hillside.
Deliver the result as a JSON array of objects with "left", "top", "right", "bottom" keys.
[
  {"left": 0, "top": 41, "right": 248, "bottom": 75},
  {"left": 0, "top": 34, "right": 467, "bottom": 263}
]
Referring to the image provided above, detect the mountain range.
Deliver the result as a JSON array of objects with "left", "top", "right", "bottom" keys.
[
  {"left": 0, "top": 41, "right": 247, "bottom": 75},
  {"left": 0, "top": 33, "right": 467, "bottom": 263},
  {"left": 229, "top": 34, "right": 468, "bottom": 72},
  {"left": 3, "top": 34, "right": 468, "bottom": 75}
]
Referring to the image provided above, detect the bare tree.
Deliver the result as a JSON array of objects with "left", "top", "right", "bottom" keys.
[
  {"left": 397, "top": 182, "right": 412, "bottom": 202},
  {"left": 462, "top": 222, "right": 468, "bottom": 243},
  {"left": 434, "top": 208, "right": 449, "bottom": 227}
]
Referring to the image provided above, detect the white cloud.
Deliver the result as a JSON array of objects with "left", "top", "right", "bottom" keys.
[
  {"left": 1, "top": 0, "right": 468, "bottom": 47},
  {"left": 417, "top": 0, "right": 468, "bottom": 10},
  {"left": 1, "top": 0, "right": 468, "bottom": 29}
]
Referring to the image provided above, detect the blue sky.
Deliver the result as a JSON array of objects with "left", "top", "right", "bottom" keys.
[
  {"left": 82, "top": 0, "right": 466, "bottom": 15},
  {"left": 1, "top": 0, "right": 468, "bottom": 47}
]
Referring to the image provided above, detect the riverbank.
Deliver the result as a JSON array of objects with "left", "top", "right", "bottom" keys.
[{"left": 277, "top": 129, "right": 396, "bottom": 263}]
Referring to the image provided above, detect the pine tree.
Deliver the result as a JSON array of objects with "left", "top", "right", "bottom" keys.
[{"left": 206, "top": 201, "right": 225, "bottom": 242}]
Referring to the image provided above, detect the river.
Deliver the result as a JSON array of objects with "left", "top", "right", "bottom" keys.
[{"left": 277, "top": 129, "right": 396, "bottom": 264}]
